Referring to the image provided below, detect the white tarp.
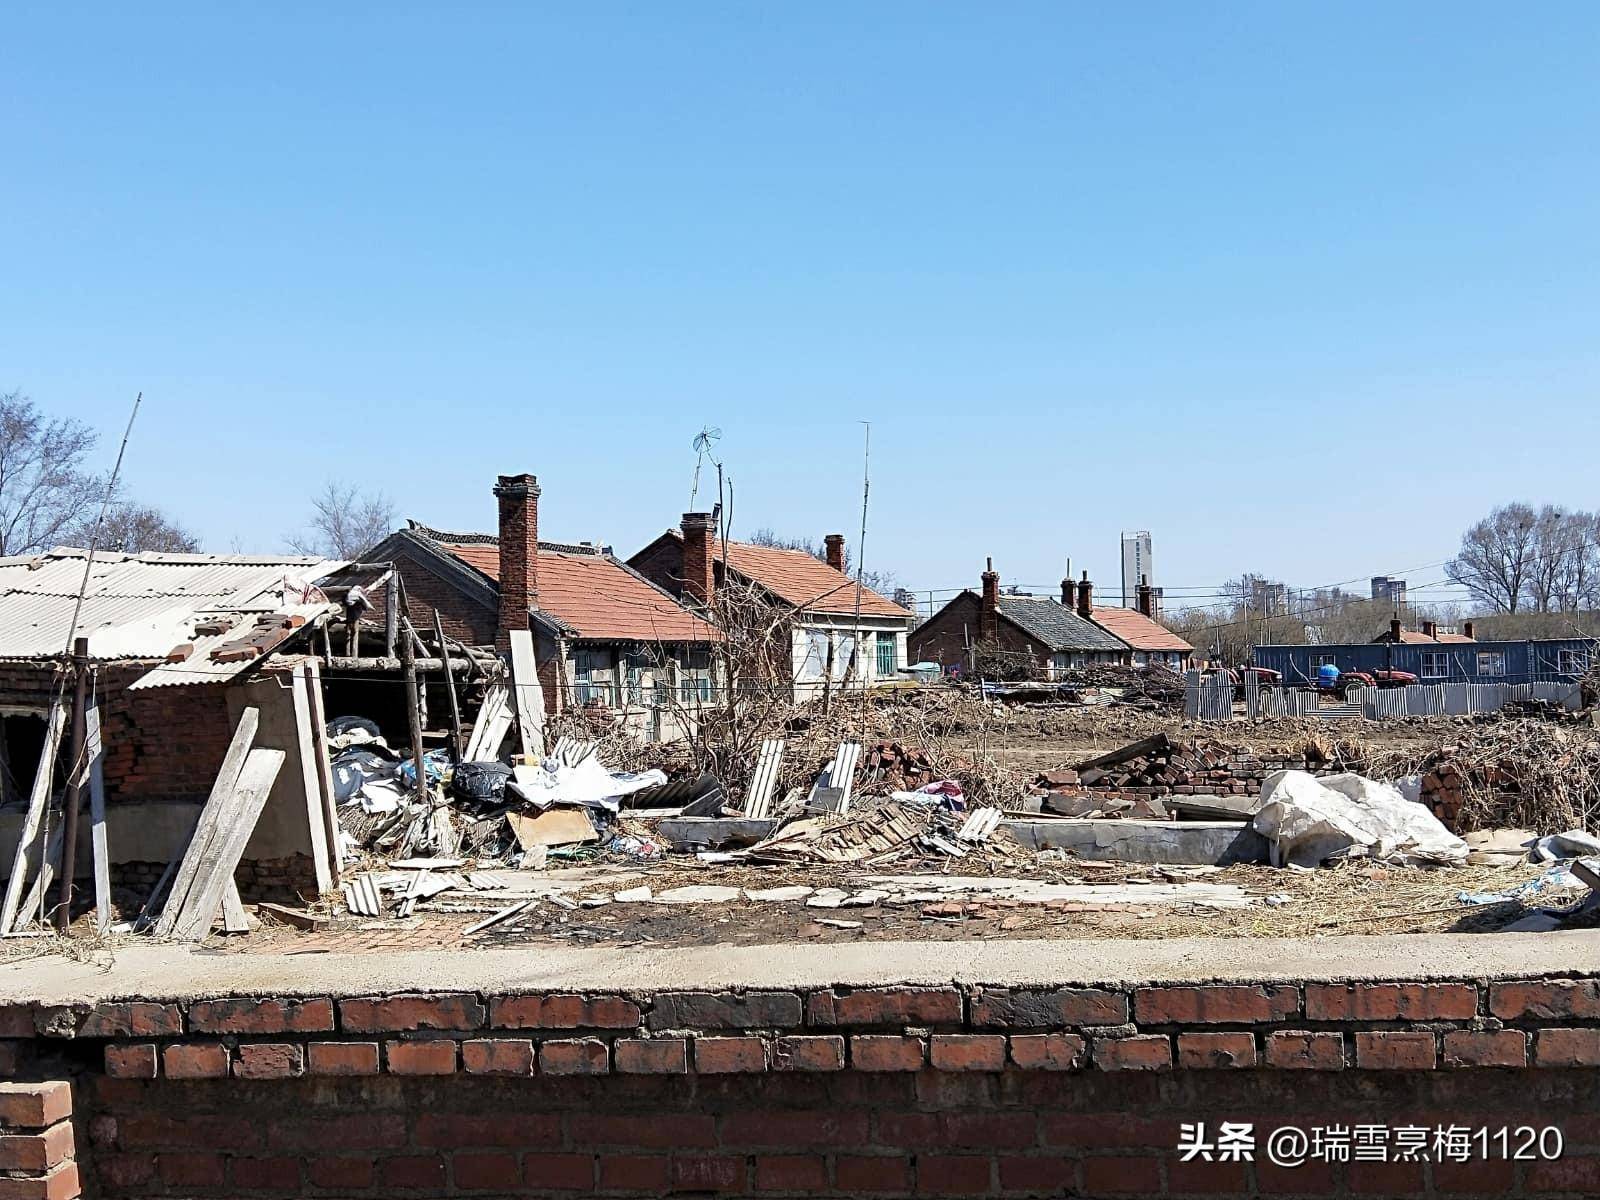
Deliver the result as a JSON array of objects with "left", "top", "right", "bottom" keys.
[
  {"left": 507, "top": 757, "right": 667, "bottom": 814},
  {"left": 1251, "top": 770, "right": 1469, "bottom": 868}
]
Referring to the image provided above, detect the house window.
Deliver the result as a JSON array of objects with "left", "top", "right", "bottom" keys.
[
  {"left": 798, "top": 630, "right": 829, "bottom": 681},
  {"left": 623, "top": 650, "right": 658, "bottom": 705},
  {"left": 572, "top": 649, "right": 615, "bottom": 706},
  {"left": 831, "top": 634, "right": 857, "bottom": 681},
  {"left": 1311, "top": 654, "right": 1337, "bottom": 670},
  {"left": 1476, "top": 651, "right": 1506, "bottom": 678},
  {"left": 1419, "top": 651, "right": 1449, "bottom": 679},
  {"left": 678, "top": 648, "right": 713, "bottom": 704},
  {"left": 1559, "top": 649, "right": 1590, "bottom": 675},
  {"left": 875, "top": 634, "right": 896, "bottom": 678}
]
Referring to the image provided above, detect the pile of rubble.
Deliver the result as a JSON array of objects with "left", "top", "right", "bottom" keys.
[{"left": 1393, "top": 722, "right": 1600, "bottom": 835}]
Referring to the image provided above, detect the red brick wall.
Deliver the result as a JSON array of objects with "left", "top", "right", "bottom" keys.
[
  {"left": 0, "top": 661, "right": 232, "bottom": 805},
  {"left": 8, "top": 977, "right": 1599, "bottom": 1198},
  {"left": 628, "top": 537, "right": 685, "bottom": 599},
  {"left": 911, "top": 593, "right": 1048, "bottom": 672},
  {"left": 379, "top": 550, "right": 498, "bottom": 648}
]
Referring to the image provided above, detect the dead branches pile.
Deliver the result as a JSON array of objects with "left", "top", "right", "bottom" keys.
[{"left": 1380, "top": 723, "right": 1600, "bottom": 835}]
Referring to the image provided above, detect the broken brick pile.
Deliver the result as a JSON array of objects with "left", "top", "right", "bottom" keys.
[{"left": 8, "top": 977, "right": 1600, "bottom": 1198}]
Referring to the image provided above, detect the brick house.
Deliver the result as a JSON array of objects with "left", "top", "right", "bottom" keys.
[
  {"left": 0, "top": 549, "right": 347, "bottom": 902},
  {"left": 629, "top": 516, "right": 916, "bottom": 700},
  {"left": 910, "top": 560, "right": 1130, "bottom": 677},
  {"left": 1068, "top": 575, "right": 1194, "bottom": 669},
  {"left": 364, "top": 475, "right": 718, "bottom": 738}
]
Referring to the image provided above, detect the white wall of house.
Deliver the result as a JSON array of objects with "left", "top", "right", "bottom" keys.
[{"left": 789, "top": 613, "right": 911, "bottom": 699}]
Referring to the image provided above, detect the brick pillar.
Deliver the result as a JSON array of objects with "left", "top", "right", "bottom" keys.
[
  {"left": 824, "top": 534, "right": 846, "bottom": 574},
  {"left": 1076, "top": 574, "right": 1093, "bottom": 619},
  {"left": 0, "top": 1082, "right": 79, "bottom": 1200},
  {"left": 979, "top": 559, "right": 999, "bottom": 643},
  {"left": 494, "top": 474, "right": 540, "bottom": 651},
  {"left": 681, "top": 512, "right": 716, "bottom": 607}
]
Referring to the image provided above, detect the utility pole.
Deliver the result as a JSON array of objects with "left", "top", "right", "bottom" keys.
[{"left": 55, "top": 638, "right": 90, "bottom": 932}]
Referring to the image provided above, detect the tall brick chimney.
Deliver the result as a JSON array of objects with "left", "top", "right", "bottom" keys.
[
  {"left": 681, "top": 512, "right": 716, "bottom": 606},
  {"left": 824, "top": 533, "right": 846, "bottom": 574},
  {"left": 1060, "top": 576, "right": 1073, "bottom": 606},
  {"left": 494, "top": 473, "right": 540, "bottom": 650},
  {"left": 1462, "top": 620, "right": 1474, "bottom": 640},
  {"left": 1423, "top": 620, "right": 1438, "bottom": 640},
  {"left": 979, "top": 558, "right": 999, "bottom": 642},
  {"left": 1137, "top": 576, "right": 1154, "bottom": 618},
  {"left": 1076, "top": 572, "right": 1093, "bottom": 619},
  {"left": 1390, "top": 618, "right": 1403, "bottom": 642}
]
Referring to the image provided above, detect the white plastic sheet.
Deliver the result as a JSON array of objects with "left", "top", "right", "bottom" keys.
[{"left": 1251, "top": 770, "right": 1468, "bottom": 868}]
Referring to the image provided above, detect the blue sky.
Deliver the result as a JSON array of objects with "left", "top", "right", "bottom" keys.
[{"left": 3, "top": 3, "right": 1596, "bottom": 611}]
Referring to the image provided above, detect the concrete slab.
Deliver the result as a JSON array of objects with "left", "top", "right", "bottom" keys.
[
  {"left": 2, "top": 934, "right": 1597, "bottom": 1005},
  {"left": 1005, "top": 819, "right": 1270, "bottom": 866},
  {"left": 658, "top": 818, "right": 778, "bottom": 845}
]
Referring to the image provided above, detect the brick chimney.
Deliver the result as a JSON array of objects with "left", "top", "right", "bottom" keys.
[
  {"left": 1462, "top": 620, "right": 1474, "bottom": 640},
  {"left": 1390, "top": 617, "right": 1403, "bottom": 642},
  {"left": 824, "top": 533, "right": 846, "bottom": 574},
  {"left": 1076, "top": 572, "right": 1093, "bottom": 619},
  {"left": 1423, "top": 620, "right": 1438, "bottom": 640},
  {"left": 681, "top": 512, "right": 716, "bottom": 606},
  {"left": 494, "top": 473, "right": 540, "bottom": 650},
  {"left": 1137, "top": 576, "right": 1154, "bottom": 618},
  {"left": 1060, "top": 576, "right": 1073, "bottom": 606},
  {"left": 979, "top": 558, "right": 999, "bottom": 642}
]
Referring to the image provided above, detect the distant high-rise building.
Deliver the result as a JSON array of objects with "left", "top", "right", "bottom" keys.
[
  {"left": 1120, "top": 531, "right": 1153, "bottom": 608},
  {"left": 1371, "top": 575, "right": 1407, "bottom": 606}
]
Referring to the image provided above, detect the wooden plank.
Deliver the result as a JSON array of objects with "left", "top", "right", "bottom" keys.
[
  {"left": 290, "top": 664, "right": 333, "bottom": 894},
  {"left": 14, "top": 823, "right": 64, "bottom": 934},
  {"left": 464, "top": 680, "right": 512, "bottom": 761},
  {"left": 169, "top": 748, "right": 287, "bottom": 942},
  {"left": 155, "top": 707, "right": 260, "bottom": 938},
  {"left": 220, "top": 880, "right": 250, "bottom": 933},
  {"left": 833, "top": 741, "right": 862, "bottom": 814},
  {"left": 508, "top": 630, "right": 547, "bottom": 760},
  {"left": 84, "top": 696, "right": 111, "bottom": 933},
  {"left": 506, "top": 808, "right": 598, "bottom": 851},
  {"left": 745, "top": 739, "right": 785, "bottom": 819},
  {"left": 462, "top": 898, "right": 532, "bottom": 936},
  {"left": 302, "top": 660, "right": 343, "bottom": 885},
  {"left": 1, "top": 701, "right": 66, "bottom": 935}
]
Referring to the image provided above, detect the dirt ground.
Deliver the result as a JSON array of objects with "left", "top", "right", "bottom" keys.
[{"left": 26, "top": 706, "right": 1595, "bottom": 960}]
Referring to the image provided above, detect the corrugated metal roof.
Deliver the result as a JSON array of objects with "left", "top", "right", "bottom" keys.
[{"left": 0, "top": 548, "right": 344, "bottom": 662}]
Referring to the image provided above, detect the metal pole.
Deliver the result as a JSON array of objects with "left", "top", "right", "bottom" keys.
[{"left": 55, "top": 637, "right": 90, "bottom": 933}]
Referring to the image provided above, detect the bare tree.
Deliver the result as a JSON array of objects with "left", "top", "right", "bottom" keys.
[
  {"left": 0, "top": 390, "right": 103, "bottom": 555},
  {"left": 287, "top": 482, "right": 396, "bottom": 559},
  {"left": 70, "top": 503, "right": 200, "bottom": 553},
  {"left": 1447, "top": 503, "right": 1540, "bottom": 613}
]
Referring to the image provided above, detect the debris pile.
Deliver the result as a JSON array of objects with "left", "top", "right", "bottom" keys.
[{"left": 1386, "top": 723, "right": 1600, "bottom": 835}]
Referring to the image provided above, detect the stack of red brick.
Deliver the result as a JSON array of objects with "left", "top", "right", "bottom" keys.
[{"left": 0, "top": 1082, "right": 78, "bottom": 1200}]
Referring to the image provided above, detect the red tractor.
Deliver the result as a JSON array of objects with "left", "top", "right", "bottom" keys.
[{"left": 1325, "top": 668, "right": 1417, "bottom": 698}]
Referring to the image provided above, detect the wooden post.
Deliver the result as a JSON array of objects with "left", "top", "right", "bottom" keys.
[
  {"left": 399, "top": 617, "right": 429, "bottom": 796},
  {"left": 55, "top": 638, "right": 90, "bottom": 933},
  {"left": 384, "top": 573, "right": 400, "bottom": 659},
  {"left": 433, "top": 610, "right": 464, "bottom": 761}
]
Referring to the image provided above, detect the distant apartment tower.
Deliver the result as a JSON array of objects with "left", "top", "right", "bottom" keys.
[
  {"left": 1120, "top": 531, "right": 1154, "bottom": 608},
  {"left": 1248, "top": 578, "right": 1289, "bottom": 616},
  {"left": 1371, "top": 575, "right": 1407, "bottom": 606}
]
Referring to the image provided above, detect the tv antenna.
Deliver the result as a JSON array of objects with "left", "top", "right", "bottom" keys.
[{"left": 689, "top": 426, "right": 722, "bottom": 509}]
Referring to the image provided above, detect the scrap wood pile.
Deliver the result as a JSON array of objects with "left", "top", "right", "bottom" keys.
[
  {"left": 1043, "top": 663, "right": 1187, "bottom": 709},
  {"left": 719, "top": 798, "right": 1011, "bottom": 868},
  {"left": 1380, "top": 722, "right": 1600, "bottom": 835}
]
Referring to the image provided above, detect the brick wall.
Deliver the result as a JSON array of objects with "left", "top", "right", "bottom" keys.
[
  {"left": 0, "top": 661, "right": 232, "bottom": 805},
  {"left": 912, "top": 593, "right": 1049, "bottom": 673},
  {"left": 378, "top": 550, "right": 499, "bottom": 648},
  {"left": 0, "top": 1081, "right": 80, "bottom": 1200},
  {"left": 7, "top": 977, "right": 1600, "bottom": 1197}
]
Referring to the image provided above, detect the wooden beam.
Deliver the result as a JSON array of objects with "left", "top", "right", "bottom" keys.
[
  {"left": 169, "top": 748, "right": 287, "bottom": 942},
  {"left": 155, "top": 708, "right": 260, "bottom": 938},
  {"left": 0, "top": 701, "right": 66, "bottom": 935}
]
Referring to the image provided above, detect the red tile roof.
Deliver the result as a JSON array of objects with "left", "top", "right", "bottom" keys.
[
  {"left": 717, "top": 540, "right": 913, "bottom": 619},
  {"left": 1435, "top": 632, "right": 1476, "bottom": 643},
  {"left": 438, "top": 541, "right": 716, "bottom": 643},
  {"left": 1087, "top": 606, "right": 1193, "bottom": 653}
]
